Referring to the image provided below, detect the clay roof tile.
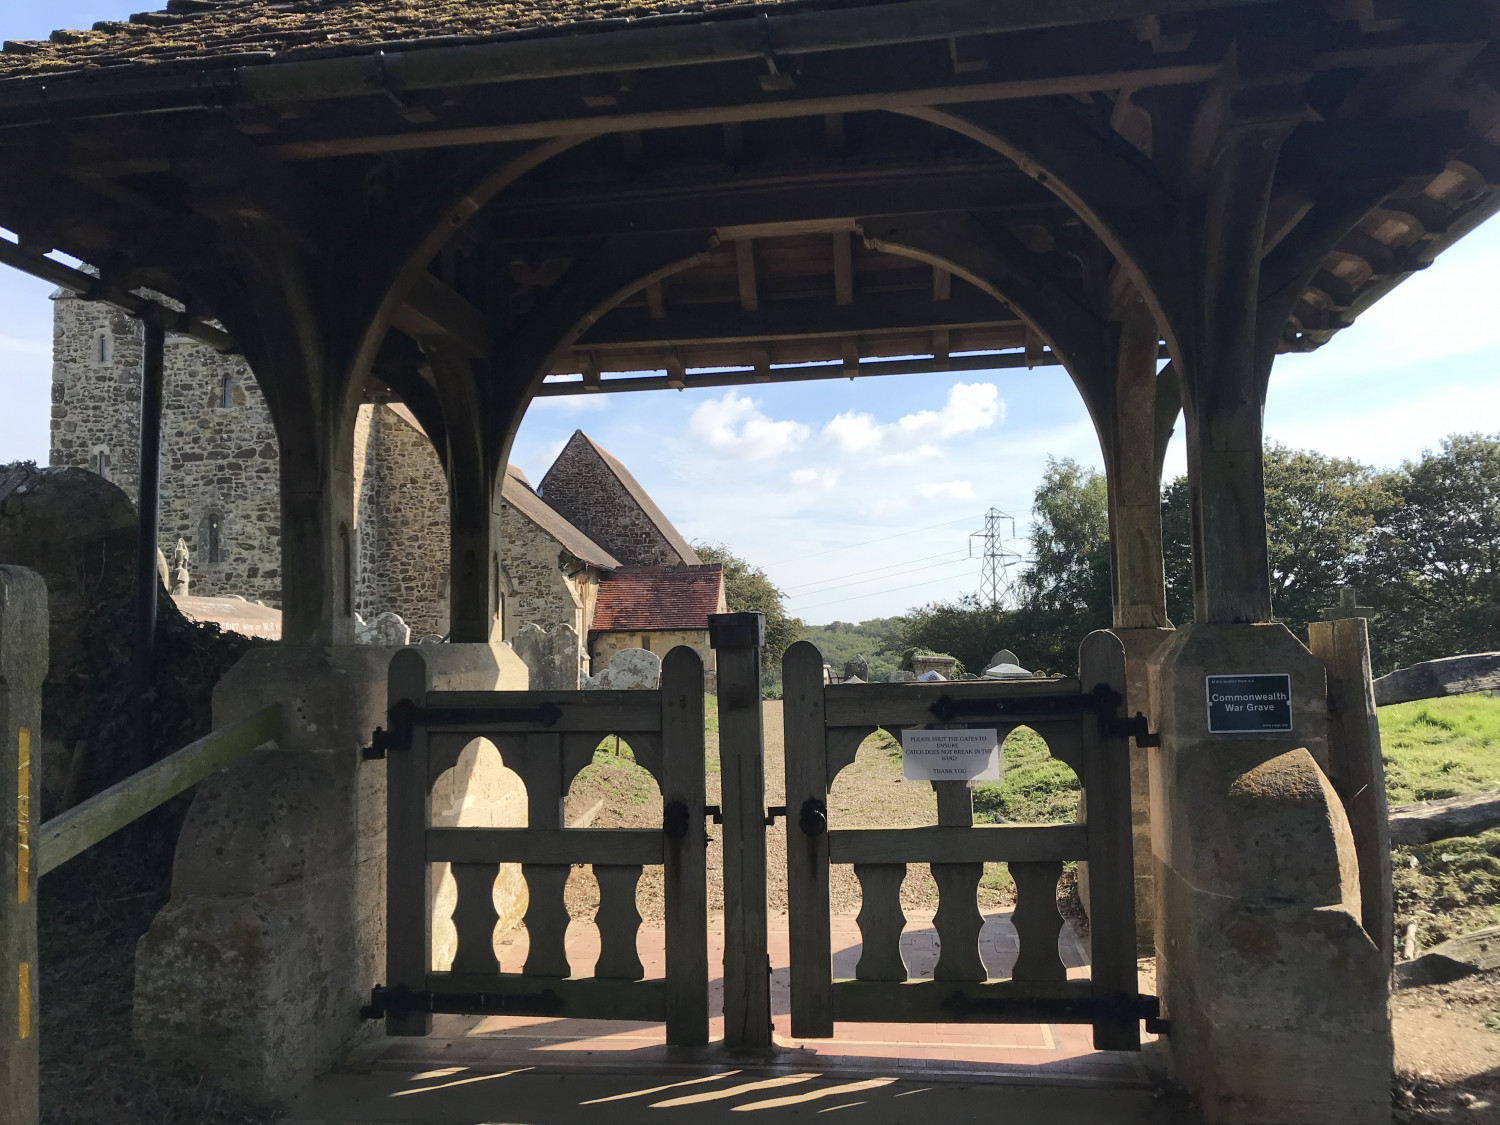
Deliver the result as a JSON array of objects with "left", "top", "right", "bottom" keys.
[{"left": 591, "top": 564, "right": 723, "bottom": 631}]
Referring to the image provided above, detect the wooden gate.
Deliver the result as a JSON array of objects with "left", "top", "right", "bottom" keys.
[
  {"left": 782, "top": 630, "right": 1154, "bottom": 1050},
  {"left": 366, "top": 645, "right": 708, "bottom": 1046}
]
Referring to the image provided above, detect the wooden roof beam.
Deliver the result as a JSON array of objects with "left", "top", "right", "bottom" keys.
[
  {"left": 735, "top": 239, "right": 758, "bottom": 313},
  {"left": 392, "top": 271, "right": 490, "bottom": 358}
]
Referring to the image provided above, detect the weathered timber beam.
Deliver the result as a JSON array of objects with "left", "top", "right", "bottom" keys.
[
  {"left": 576, "top": 288, "right": 1018, "bottom": 349},
  {"left": 535, "top": 347, "right": 1047, "bottom": 395},
  {"left": 393, "top": 271, "right": 491, "bottom": 358},
  {"left": 0, "top": 239, "right": 233, "bottom": 352},
  {"left": 1390, "top": 789, "right": 1500, "bottom": 847},
  {"left": 0, "top": 0, "right": 1284, "bottom": 127},
  {"left": 37, "top": 704, "right": 281, "bottom": 875},
  {"left": 735, "top": 239, "right": 758, "bottom": 313},
  {"left": 1373, "top": 652, "right": 1500, "bottom": 707}
]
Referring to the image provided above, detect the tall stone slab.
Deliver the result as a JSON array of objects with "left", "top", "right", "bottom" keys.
[
  {"left": 0, "top": 568, "right": 46, "bottom": 1125},
  {"left": 133, "top": 641, "right": 527, "bottom": 1103},
  {"left": 1147, "top": 623, "right": 1389, "bottom": 1125}
]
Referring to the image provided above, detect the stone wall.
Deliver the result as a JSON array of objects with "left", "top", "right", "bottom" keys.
[
  {"left": 591, "top": 628, "right": 714, "bottom": 673},
  {"left": 50, "top": 296, "right": 282, "bottom": 604},
  {"left": 498, "top": 498, "right": 599, "bottom": 647},
  {"left": 539, "top": 432, "right": 695, "bottom": 567}
]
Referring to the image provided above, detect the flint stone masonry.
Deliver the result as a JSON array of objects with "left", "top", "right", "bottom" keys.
[
  {"left": 539, "top": 431, "right": 700, "bottom": 568},
  {"left": 133, "top": 642, "right": 528, "bottom": 1101},
  {"left": 498, "top": 492, "right": 600, "bottom": 644}
]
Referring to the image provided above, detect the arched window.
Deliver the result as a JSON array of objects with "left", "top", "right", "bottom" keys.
[
  {"left": 91, "top": 329, "right": 111, "bottom": 366},
  {"left": 206, "top": 513, "right": 223, "bottom": 565},
  {"left": 220, "top": 373, "right": 234, "bottom": 409},
  {"left": 91, "top": 448, "right": 111, "bottom": 481}
]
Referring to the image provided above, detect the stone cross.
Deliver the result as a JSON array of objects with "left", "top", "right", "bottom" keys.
[{"left": 1319, "top": 586, "right": 1375, "bottom": 621}]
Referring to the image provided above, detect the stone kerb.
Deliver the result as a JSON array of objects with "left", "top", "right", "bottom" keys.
[
  {"left": 1146, "top": 623, "right": 1388, "bottom": 1125},
  {"left": 133, "top": 641, "right": 528, "bottom": 1102}
]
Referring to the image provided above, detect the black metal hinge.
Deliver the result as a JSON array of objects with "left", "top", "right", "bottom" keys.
[
  {"left": 929, "top": 683, "right": 1158, "bottom": 748},
  {"left": 362, "top": 983, "right": 564, "bottom": 1020},
  {"left": 363, "top": 697, "right": 565, "bottom": 759}
]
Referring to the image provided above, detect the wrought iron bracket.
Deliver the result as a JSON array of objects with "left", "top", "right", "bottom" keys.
[
  {"left": 362, "top": 983, "right": 564, "bottom": 1020},
  {"left": 929, "top": 684, "right": 1158, "bottom": 748},
  {"left": 764, "top": 805, "right": 787, "bottom": 826},
  {"left": 704, "top": 804, "right": 723, "bottom": 825},
  {"left": 938, "top": 989, "right": 1165, "bottom": 1033},
  {"left": 363, "top": 697, "right": 565, "bottom": 759}
]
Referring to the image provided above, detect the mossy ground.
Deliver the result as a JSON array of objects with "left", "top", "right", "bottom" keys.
[{"left": 1384, "top": 694, "right": 1500, "bottom": 945}]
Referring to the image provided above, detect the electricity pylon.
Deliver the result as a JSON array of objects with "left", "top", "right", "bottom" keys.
[{"left": 970, "top": 508, "right": 1021, "bottom": 606}]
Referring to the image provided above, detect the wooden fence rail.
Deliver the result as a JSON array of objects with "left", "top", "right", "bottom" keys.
[{"left": 37, "top": 704, "right": 282, "bottom": 877}]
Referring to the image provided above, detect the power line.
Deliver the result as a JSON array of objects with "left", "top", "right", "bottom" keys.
[
  {"left": 969, "top": 507, "right": 1022, "bottom": 606},
  {"left": 795, "top": 561, "right": 978, "bottom": 613},
  {"left": 765, "top": 514, "right": 979, "bottom": 566},
  {"left": 781, "top": 548, "right": 972, "bottom": 593},
  {"left": 787, "top": 554, "right": 978, "bottom": 601}
]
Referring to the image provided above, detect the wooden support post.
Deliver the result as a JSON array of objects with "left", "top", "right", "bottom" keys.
[
  {"left": 660, "top": 646, "right": 709, "bottom": 1046},
  {"left": 385, "top": 649, "right": 433, "bottom": 1036},
  {"left": 736, "top": 240, "right": 759, "bottom": 313},
  {"left": 710, "top": 612, "right": 772, "bottom": 1049},
  {"left": 782, "top": 640, "right": 833, "bottom": 1038},
  {"left": 134, "top": 320, "right": 165, "bottom": 767},
  {"left": 1, "top": 567, "right": 47, "bottom": 1125},
  {"left": 1107, "top": 285, "right": 1169, "bottom": 630},
  {"left": 1308, "top": 617, "right": 1393, "bottom": 968}
]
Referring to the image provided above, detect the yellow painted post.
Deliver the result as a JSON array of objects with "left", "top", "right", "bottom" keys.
[{"left": 1, "top": 566, "right": 48, "bottom": 1125}]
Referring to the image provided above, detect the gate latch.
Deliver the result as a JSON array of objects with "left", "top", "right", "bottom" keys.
[
  {"left": 362, "top": 726, "right": 393, "bottom": 761},
  {"left": 764, "top": 805, "right": 786, "bottom": 826},
  {"left": 798, "top": 798, "right": 827, "bottom": 836},
  {"left": 704, "top": 804, "right": 723, "bottom": 825}
]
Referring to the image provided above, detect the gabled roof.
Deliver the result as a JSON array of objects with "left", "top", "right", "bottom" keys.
[
  {"left": 0, "top": 0, "right": 878, "bottom": 79},
  {"left": 501, "top": 464, "right": 620, "bottom": 571},
  {"left": 592, "top": 564, "right": 723, "bottom": 632},
  {"left": 545, "top": 430, "right": 701, "bottom": 566}
]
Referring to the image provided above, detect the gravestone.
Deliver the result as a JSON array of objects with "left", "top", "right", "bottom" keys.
[
  {"left": 171, "top": 537, "right": 191, "bottom": 596},
  {"left": 911, "top": 653, "right": 958, "bottom": 679},
  {"left": 888, "top": 670, "right": 917, "bottom": 683},
  {"left": 843, "top": 654, "right": 869, "bottom": 682},
  {"left": 988, "top": 648, "right": 1020, "bottom": 669},
  {"left": 1320, "top": 586, "right": 1376, "bottom": 621},
  {"left": 355, "top": 610, "right": 410, "bottom": 646},
  {"left": 583, "top": 646, "right": 661, "bottom": 690},
  {"left": 511, "top": 622, "right": 582, "bottom": 689}
]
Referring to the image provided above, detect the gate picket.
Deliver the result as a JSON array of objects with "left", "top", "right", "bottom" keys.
[
  {"left": 376, "top": 646, "right": 708, "bottom": 1045},
  {"left": 781, "top": 631, "right": 1146, "bottom": 1050}
]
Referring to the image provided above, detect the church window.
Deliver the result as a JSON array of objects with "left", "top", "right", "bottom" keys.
[
  {"left": 220, "top": 374, "right": 234, "bottom": 409},
  {"left": 92, "top": 449, "right": 110, "bottom": 481},
  {"left": 641, "top": 634, "right": 652, "bottom": 653},
  {"left": 92, "top": 329, "right": 111, "bottom": 366},
  {"left": 206, "top": 513, "right": 223, "bottom": 564}
]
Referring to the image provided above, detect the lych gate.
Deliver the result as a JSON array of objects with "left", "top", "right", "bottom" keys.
[{"left": 2, "top": 1, "right": 1493, "bottom": 1121}]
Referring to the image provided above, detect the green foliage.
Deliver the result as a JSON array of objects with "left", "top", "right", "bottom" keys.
[
  {"left": 1162, "top": 444, "right": 1395, "bottom": 637},
  {"left": 887, "top": 595, "right": 1012, "bottom": 676},
  {"left": 971, "top": 726, "right": 1081, "bottom": 824},
  {"left": 1359, "top": 433, "right": 1500, "bottom": 672},
  {"left": 694, "top": 541, "right": 804, "bottom": 673},
  {"left": 1380, "top": 694, "right": 1500, "bottom": 805},
  {"left": 1380, "top": 693, "right": 1500, "bottom": 944},
  {"left": 798, "top": 618, "right": 900, "bottom": 682}
]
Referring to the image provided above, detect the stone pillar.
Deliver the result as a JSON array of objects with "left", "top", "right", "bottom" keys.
[
  {"left": 1147, "top": 624, "right": 1389, "bottom": 1124},
  {"left": 1, "top": 567, "right": 46, "bottom": 1125},
  {"left": 133, "top": 641, "right": 527, "bottom": 1102}
]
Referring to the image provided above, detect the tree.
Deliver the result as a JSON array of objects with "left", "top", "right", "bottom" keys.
[
  {"left": 693, "top": 542, "right": 803, "bottom": 673},
  {"left": 1359, "top": 434, "right": 1500, "bottom": 671},
  {"left": 1162, "top": 444, "right": 1394, "bottom": 638}
]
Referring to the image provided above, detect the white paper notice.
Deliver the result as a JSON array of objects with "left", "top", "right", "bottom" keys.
[{"left": 900, "top": 728, "right": 1001, "bottom": 782}]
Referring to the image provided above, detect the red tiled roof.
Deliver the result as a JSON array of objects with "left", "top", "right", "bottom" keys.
[{"left": 592, "top": 564, "right": 723, "bottom": 632}]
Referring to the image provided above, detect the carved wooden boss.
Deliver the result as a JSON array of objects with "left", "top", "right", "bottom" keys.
[{"left": 0, "top": 0, "right": 1497, "bottom": 644}]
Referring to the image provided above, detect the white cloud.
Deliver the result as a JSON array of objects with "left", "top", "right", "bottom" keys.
[
  {"left": 686, "top": 390, "right": 811, "bottom": 460},
  {"left": 918, "top": 480, "right": 976, "bottom": 500},
  {"left": 824, "top": 382, "right": 1003, "bottom": 459},
  {"left": 789, "top": 466, "right": 840, "bottom": 490}
]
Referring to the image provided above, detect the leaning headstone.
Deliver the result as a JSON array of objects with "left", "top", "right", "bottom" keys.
[
  {"left": 844, "top": 654, "right": 869, "bottom": 683},
  {"left": 584, "top": 647, "right": 661, "bottom": 690},
  {"left": 357, "top": 610, "right": 411, "bottom": 646},
  {"left": 512, "top": 622, "right": 582, "bottom": 689}
]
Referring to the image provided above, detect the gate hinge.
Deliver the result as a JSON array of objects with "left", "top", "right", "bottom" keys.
[
  {"left": 362, "top": 726, "right": 393, "bottom": 760},
  {"left": 704, "top": 804, "right": 723, "bottom": 825}
]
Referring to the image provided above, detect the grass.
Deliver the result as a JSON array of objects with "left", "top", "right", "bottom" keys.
[
  {"left": 1381, "top": 694, "right": 1500, "bottom": 945},
  {"left": 973, "top": 726, "right": 1082, "bottom": 825}
]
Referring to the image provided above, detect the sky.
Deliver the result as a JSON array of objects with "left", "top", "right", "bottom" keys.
[{"left": 3, "top": 2, "right": 1499, "bottom": 625}]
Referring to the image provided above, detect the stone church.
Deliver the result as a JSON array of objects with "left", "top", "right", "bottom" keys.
[{"left": 46, "top": 291, "right": 723, "bottom": 672}]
